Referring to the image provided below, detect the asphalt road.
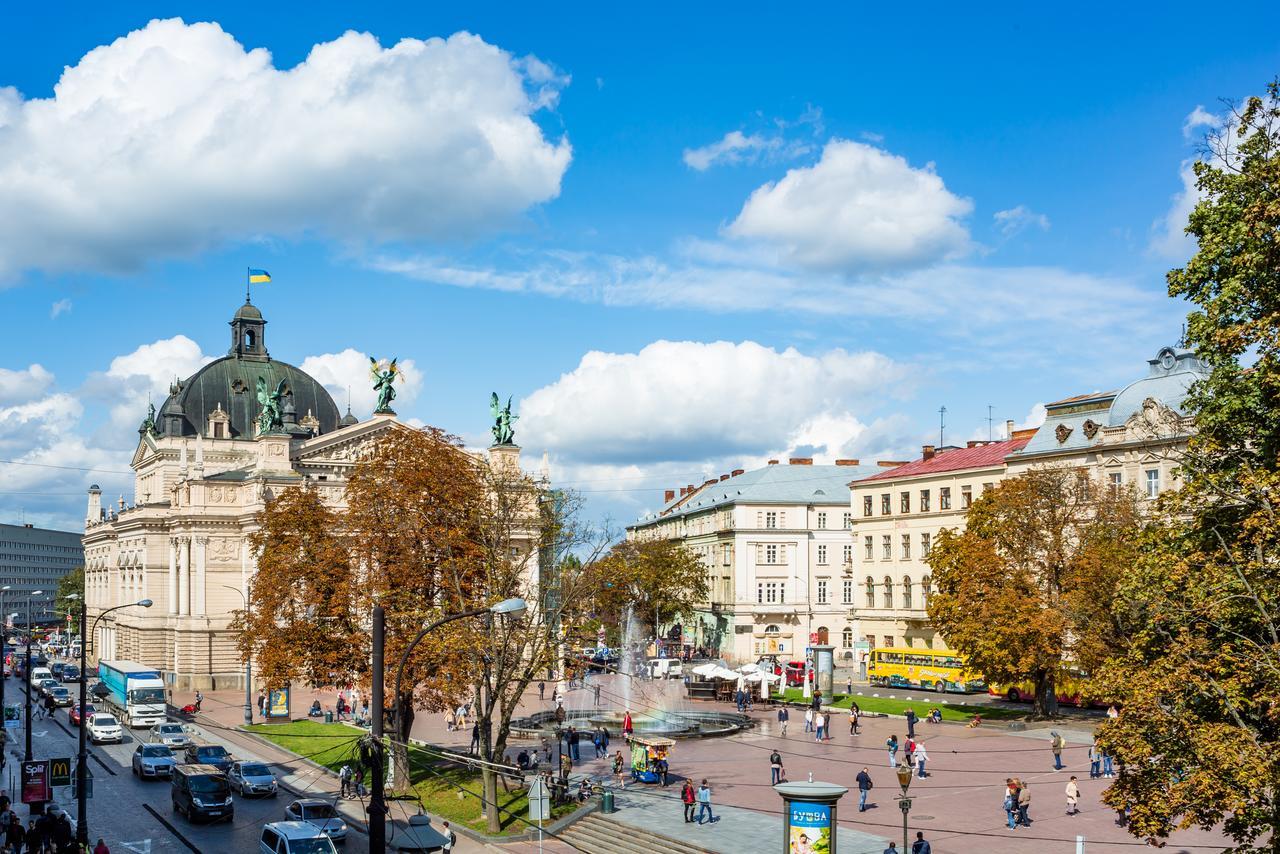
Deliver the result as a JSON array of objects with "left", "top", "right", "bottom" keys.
[{"left": 4, "top": 672, "right": 369, "bottom": 854}]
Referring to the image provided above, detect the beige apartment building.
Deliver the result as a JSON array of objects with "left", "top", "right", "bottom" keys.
[{"left": 848, "top": 431, "right": 1033, "bottom": 651}]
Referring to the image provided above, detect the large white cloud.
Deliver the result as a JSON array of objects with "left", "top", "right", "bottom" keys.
[
  {"left": 0, "top": 364, "right": 55, "bottom": 405},
  {"left": 520, "top": 340, "right": 910, "bottom": 465},
  {"left": 725, "top": 139, "right": 973, "bottom": 272},
  {"left": 0, "top": 18, "right": 571, "bottom": 277},
  {"left": 300, "top": 349, "right": 423, "bottom": 418},
  {"left": 77, "top": 335, "right": 215, "bottom": 435}
]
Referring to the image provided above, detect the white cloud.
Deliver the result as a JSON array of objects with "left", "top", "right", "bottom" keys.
[
  {"left": 1018, "top": 402, "right": 1047, "bottom": 431},
  {"left": 0, "top": 364, "right": 55, "bottom": 406},
  {"left": 993, "top": 205, "right": 1050, "bottom": 237},
  {"left": 50, "top": 299, "right": 72, "bottom": 319},
  {"left": 724, "top": 139, "right": 973, "bottom": 272},
  {"left": 0, "top": 18, "right": 571, "bottom": 277},
  {"left": 86, "top": 335, "right": 214, "bottom": 433},
  {"left": 301, "top": 349, "right": 423, "bottom": 418},
  {"left": 1183, "top": 105, "right": 1218, "bottom": 138},
  {"left": 520, "top": 340, "right": 910, "bottom": 465},
  {"left": 1148, "top": 160, "right": 1199, "bottom": 260},
  {"left": 683, "top": 131, "right": 810, "bottom": 171}
]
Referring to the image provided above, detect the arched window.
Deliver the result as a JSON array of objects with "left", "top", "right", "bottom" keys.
[
  {"left": 245, "top": 330, "right": 256, "bottom": 350},
  {"left": 841, "top": 626, "right": 854, "bottom": 648},
  {"left": 864, "top": 576, "right": 875, "bottom": 608},
  {"left": 816, "top": 626, "right": 829, "bottom": 645},
  {"left": 764, "top": 624, "right": 780, "bottom": 634},
  {"left": 922, "top": 575, "right": 932, "bottom": 606},
  {"left": 902, "top": 576, "right": 913, "bottom": 609},
  {"left": 882, "top": 576, "right": 893, "bottom": 609}
]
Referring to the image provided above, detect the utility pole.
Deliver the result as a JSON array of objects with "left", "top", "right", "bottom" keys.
[
  {"left": 368, "top": 605, "right": 386, "bottom": 852},
  {"left": 939, "top": 406, "right": 947, "bottom": 447},
  {"left": 76, "top": 595, "right": 88, "bottom": 847},
  {"left": 987, "top": 405, "right": 994, "bottom": 441}
]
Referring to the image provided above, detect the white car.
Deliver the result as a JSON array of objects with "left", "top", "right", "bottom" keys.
[
  {"left": 151, "top": 722, "right": 194, "bottom": 748},
  {"left": 283, "top": 799, "right": 347, "bottom": 843},
  {"left": 88, "top": 713, "right": 124, "bottom": 744}
]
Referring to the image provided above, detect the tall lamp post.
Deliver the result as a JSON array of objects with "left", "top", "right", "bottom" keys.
[
  {"left": 365, "top": 597, "right": 527, "bottom": 853},
  {"left": 65, "top": 593, "right": 152, "bottom": 847},
  {"left": 220, "top": 585, "right": 253, "bottom": 726},
  {"left": 895, "top": 762, "right": 913, "bottom": 853},
  {"left": 0, "top": 585, "right": 10, "bottom": 764}
]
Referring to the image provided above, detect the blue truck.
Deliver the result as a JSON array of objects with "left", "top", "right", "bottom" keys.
[{"left": 98, "top": 660, "right": 167, "bottom": 728}]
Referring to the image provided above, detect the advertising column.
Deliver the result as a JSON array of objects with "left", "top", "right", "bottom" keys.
[
  {"left": 811, "top": 644, "right": 835, "bottom": 698},
  {"left": 774, "top": 780, "right": 847, "bottom": 854}
]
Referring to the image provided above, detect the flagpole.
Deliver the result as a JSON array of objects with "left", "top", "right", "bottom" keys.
[{"left": 246, "top": 267, "right": 251, "bottom": 303}]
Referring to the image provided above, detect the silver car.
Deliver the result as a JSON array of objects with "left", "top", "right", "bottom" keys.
[
  {"left": 284, "top": 799, "right": 347, "bottom": 843},
  {"left": 150, "top": 722, "right": 193, "bottom": 748},
  {"left": 229, "top": 761, "right": 278, "bottom": 798},
  {"left": 133, "top": 744, "right": 177, "bottom": 779}
]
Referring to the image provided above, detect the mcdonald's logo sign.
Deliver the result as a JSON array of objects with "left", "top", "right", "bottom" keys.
[{"left": 49, "top": 757, "right": 72, "bottom": 788}]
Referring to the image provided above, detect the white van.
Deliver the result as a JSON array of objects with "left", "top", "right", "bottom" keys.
[
  {"left": 647, "top": 658, "right": 684, "bottom": 679},
  {"left": 29, "top": 666, "right": 53, "bottom": 689}
]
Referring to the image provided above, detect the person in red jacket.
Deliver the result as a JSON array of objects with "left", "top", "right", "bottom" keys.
[
  {"left": 681, "top": 779, "right": 696, "bottom": 823},
  {"left": 94, "top": 839, "right": 111, "bottom": 854},
  {"left": 623, "top": 709, "right": 633, "bottom": 736}
]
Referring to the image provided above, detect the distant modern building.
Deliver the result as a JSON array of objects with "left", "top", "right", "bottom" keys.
[
  {"left": 1006, "top": 346, "right": 1210, "bottom": 495},
  {"left": 628, "top": 458, "right": 880, "bottom": 663},
  {"left": 0, "top": 522, "right": 83, "bottom": 623},
  {"left": 848, "top": 431, "right": 1034, "bottom": 652}
]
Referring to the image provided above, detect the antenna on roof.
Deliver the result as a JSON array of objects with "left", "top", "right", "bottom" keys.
[
  {"left": 1179, "top": 322, "right": 1187, "bottom": 348},
  {"left": 939, "top": 406, "right": 947, "bottom": 447},
  {"left": 987, "top": 405, "right": 993, "bottom": 441}
]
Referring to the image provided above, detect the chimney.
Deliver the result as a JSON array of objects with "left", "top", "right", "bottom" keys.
[
  {"left": 966, "top": 440, "right": 981, "bottom": 448},
  {"left": 835, "top": 459, "right": 860, "bottom": 466},
  {"left": 679, "top": 487, "right": 688, "bottom": 497},
  {"left": 664, "top": 490, "right": 676, "bottom": 503},
  {"left": 877, "top": 460, "right": 908, "bottom": 468},
  {"left": 732, "top": 469, "right": 745, "bottom": 476},
  {"left": 687, "top": 483, "right": 696, "bottom": 494},
  {"left": 767, "top": 460, "right": 779, "bottom": 466},
  {"left": 703, "top": 478, "right": 718, "bottom": 487},
  {"left": 789, "top": 458, "right": 813, "bottom": 465},
  {"left": 1006, "top": 419, "right": 1015, "bottom": 439},
  {"left": 86, "top": 484, "right": 102, "bottom": 527},
  {"left": 922, "top": 445, "right": 935, "bottom": 461},
  {"left": 719, "top": 474, "right": 730, "bottom": 481}
]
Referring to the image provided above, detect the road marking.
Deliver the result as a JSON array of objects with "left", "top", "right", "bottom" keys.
[
  {"left": 91, "top": 751, "right": 117, "bottom": 776},
  {"left": 142, "top": 803, "right": 201, "bottom": 854},
  {"left": 122, "top": 842, "right": 152, "bottom": 853}
]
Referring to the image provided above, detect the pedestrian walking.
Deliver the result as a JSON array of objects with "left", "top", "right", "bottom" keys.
[
  {"left": 353, "top": 766, "right": 366, "bottom": 797},
  {"left": 1017, "top": 781, "right": 1032, "bottom": 826},
  {"left": 444, "top": 708, "right": 456, "bottom": 732},
  {"left": 905, "top": 736, "right": 916, "bottom": 769},
  {"left": 567, "top": 726, "right": 579, "bottom": 761},
  {"left": 914, "top": 740, "right": 929, "bottom": 778},
  {"left": 592, "top": 728, "right": 603, "bottom": 759},
  {"left": 540, "top": 735, "right": 552, "bottom": 764},
  {"left": 849, "top": 701, "right": 861, "bottom": 735},
  {"left": 1065, "top": 776, "right": 1080, "bottom": 815},
  {"left": 1051, "top": 731, "right": 1065, "bottom": 770},
  {"left": 911, "top": 831, "right": 931, "bottom": 854},
  {"left": 538, "top": 681, "right": 545, "bottom": 701},
  {"left": 681, "top": 780, "right": 696, "bottom": 822},
  {"left": 847, "top": 675, "right": 854, "bottom": 695},
  {"left": 886, "top": 734, "right": 899, "bottom": 767},
  {"left": 441, "top": 820, "right": 456, "bottom": 852},
  {"left": 814, "top": 711, "right": 825, "bottom": 742},
  {"left": 770, "top": 749, "right": 783, "bottom": 785},
  {"left": 470, "top": 723, "right": 481, "bottom": 755},
  {"left": 623, "top": 709, "right": 633, "bottom": 736},
  {"left": 905, "top": 708, "right": 918, "bottom": 739},
  {"left": 696, "top": 779, "right": 714, "bottom": 824},
  {"left": 778, "top": 706, "right": 789, "bottom": 736},
  {"left": 804, "top": 707, "right": 814, "bottom": 733},
  {"left": 612, "top": 751, "right": 626, "bottom": 789},
  {"left": 257, "top": 692, "right": 266, "bottom": 718},
  {"left": 601, "top": 725, "right": 610, "bottom": 750},
  {"left": 339, "top": 763, "right": 353, "bottom": 798},
  {"left": 883, "top": 844, "right": 898, "bottom": 854},
  {"left": 1089, "top": 741, "right": 1101, "bottom": 778},
  {"left": 1003, "top": 779, "right": 1019, "bottom": 829},
  {"left": 593, "top": 683, "right": 601, "bottom": 707},
  {"left": 195, "top": 689, "right": 203, "bottom": 711},
  {"left": 856, "top": 767, "right": 873, "bottom": 812},
  {"left": 1103, "top": 749, "right": 1115, "bottom": 778},
  {"left": 94, "top": 838, "right": 111, "bottom": 854},
  {"left": 559, "top": 752, "right": 572, "bottom": 786}
]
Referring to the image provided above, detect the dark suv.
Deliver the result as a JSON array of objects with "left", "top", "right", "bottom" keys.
[
  {"left": 172, "top": 764, "right": 233, "bottom": 823},
  {"left": 183, "top": 744, "right": 233, "bottom": 773}
]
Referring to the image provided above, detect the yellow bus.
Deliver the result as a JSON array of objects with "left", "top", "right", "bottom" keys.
[
  {"left": 987, "top": 668, "right": 1105, "bottom": 707},
  {"left": 867, "top": 648, "right": 986, "bottom": 694}
]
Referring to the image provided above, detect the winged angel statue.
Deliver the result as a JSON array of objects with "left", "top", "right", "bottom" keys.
[
  {"left": 255, "top": 376, "right": 288, "bottom": 434},
  {"left": 370, "top": 357, "right": 401, "bottom": 413}
]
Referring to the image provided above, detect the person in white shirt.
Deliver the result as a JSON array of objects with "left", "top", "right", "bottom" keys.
[{"left": 914, "top": 740, "right": 929, "bottom": 777}]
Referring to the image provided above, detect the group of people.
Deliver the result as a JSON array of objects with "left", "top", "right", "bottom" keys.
[
  {"left": 336, "top": 763, "right": 368, "bottom": 799},
  {"left": 444, "top": 701, "right": 473, "bottom": 732},
  {"left": 679, "top": 779, "right": 715, "bottom": 824},
  {"left": 883, "top": 734, "right": 930, "bottom": 777},
  {"left": 0, "top": 795, "right": 108, "bottom": 854}
]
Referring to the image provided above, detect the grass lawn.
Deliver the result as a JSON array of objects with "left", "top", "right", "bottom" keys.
[
  {"left": 247, "top": 721, "right": 577, "bottom": 835},
  {"left": 770, "top": 688, "right": 1026, "bottom": 721}
]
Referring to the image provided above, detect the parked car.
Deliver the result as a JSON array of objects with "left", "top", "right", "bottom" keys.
[
  {"left": 172, "top": 764, "right": 233, "bottom": 823},
  {"left": 36, "top": 678, "right": 60, "bottom": 697},
  {"left": 60, "top": 665, "right": 81, "bottom": 682},
  {"left": 48, "top": 686, "right": 73, "bottom": 706},
  {"left": 260, "top": 821, "right": 338, "bottom": 854},
  {"left": 88, "top": 713, "right": 124, "bottom": 744},
  {"left": 646, "top": 658, "right": 684, "bottom": 679},
  {"left": 49, "top": 662, "right": 68, "bottom": 680},
  {"left": 284, "top": 799, "right": 348, "bottom": 843},
  {"left": 151, "top": 722, "right": 193, "bottom": 749},
  {"left": 133, "top": 744, "right": 177, "bottom": 779},
  {"left": 184, "top": 744, "right": 234, "bottom": 773},
  {"left": 69, "top": 702, "right": 96, "bottom": 727},
  {"left": 229, "top": 761, "right": 278, "bottom": 798}
]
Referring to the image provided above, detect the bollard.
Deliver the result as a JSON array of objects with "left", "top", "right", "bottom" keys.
[
  {"left": 325, "top": 710, "right": 333, "bottom": 723},
  {"left": 601, "top": 789, "right": 616, "bottom": 814}
]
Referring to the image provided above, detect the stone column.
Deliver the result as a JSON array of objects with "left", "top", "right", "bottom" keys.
[
  {"left": 194, "top": 537, "right": 208, "bottom": 616},
  {"left": 168, "top": 540, "right": 178, "bottom": 616},
  {"left": 178, "top": 537, "right": 190, "bottom": 617}
]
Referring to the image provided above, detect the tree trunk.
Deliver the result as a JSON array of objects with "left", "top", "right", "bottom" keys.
[
  {"left": 392, "top": 692, "right": 415, "bottom": 794},
  {"left": 1033, "top": 671, "right": 1059, "bottom": 719},
  {"left": 483, "top": 764, "right": 500, "bottom": 833}
]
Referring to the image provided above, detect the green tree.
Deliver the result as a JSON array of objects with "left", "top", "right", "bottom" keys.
[
  {"left": 926, "top": 467, "right": 1141, "bottom": 717},
  {"left": 1095, "top": 82, "right": 1280, "bottom": 851},
  {"left": 590, "top": 538, "right": 710, "bottom": 640},
  {"left": 56, "top": 566, "right": 84, "bottom": 633}
]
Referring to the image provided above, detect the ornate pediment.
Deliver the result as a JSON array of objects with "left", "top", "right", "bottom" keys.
[
  {"left": 1055, "top": 424, "right": 1073, "bottom": 443},
  {"left": 1124, "top": 397, "right": 1181, "bottom": 440}
]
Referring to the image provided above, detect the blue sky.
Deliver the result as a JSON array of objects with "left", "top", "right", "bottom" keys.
[{"left": 1, "top": 3, "right": 1277, "bottom": 531}]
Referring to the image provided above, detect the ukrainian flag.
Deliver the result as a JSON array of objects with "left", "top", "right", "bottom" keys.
[{"left": 247, "top": 268, "right": 272, "bottom": 284}]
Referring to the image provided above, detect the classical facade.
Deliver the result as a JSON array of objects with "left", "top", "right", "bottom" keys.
[
  {"left": 627, "top": 458, "right": 879, "bottom": 664},
  {"left": 847, "top": 431, "right": 1034, "bottom": 651},
  {"left": 83, "top": 297, "right": 539, "bottom": 690},
  {"left": 1005, "top": 346, "right": 1209, "bottom": 494}
]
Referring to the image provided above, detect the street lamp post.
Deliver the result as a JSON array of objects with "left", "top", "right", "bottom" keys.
[
  {"left": 24, "top": 591, "right": 45, "bottom": 763},
  {"left": 895, "top": 763, "right": 913, "bottom": 853},
  {"left": 67, "top": 593, "right": 152, "bottom": 847},
  {"left": 0, "top": 585, "right": 9, "bottom": 766},
  {"left": 220, "top": 585, "right": 253, "bottom": 726},
  {"left": 365, "top": 597, "right": 527, "bottom": 853}
]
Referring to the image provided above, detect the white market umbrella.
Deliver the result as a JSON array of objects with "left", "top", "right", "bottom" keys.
[
  {"left": 738, "top": 663, "right": 760, "bottom": 674},
  {"left": 691, "top": 663, "right": 719, "bottom": 677}
]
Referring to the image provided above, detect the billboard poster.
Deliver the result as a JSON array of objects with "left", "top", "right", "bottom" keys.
[
  {"left": 21, "top": 760, "right": 49, "bottom": 805},
  {"left": 267, "top": 687, "right": 290, "bottom": 719},
  {"left": 788, "top": 801, "right": 832, "bottom": 854}
]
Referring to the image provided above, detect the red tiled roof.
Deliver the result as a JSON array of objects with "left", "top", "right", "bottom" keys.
[{"left": 851, "top": 435, "right": 1031, "bottom": 483}]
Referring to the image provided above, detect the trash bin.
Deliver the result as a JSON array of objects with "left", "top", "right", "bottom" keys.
[
  {"left": 325, "top": 711, "right": 333, "bottom": 723},
  {"left": 601, "top": 789, "right": 615, "bottom": 814}
]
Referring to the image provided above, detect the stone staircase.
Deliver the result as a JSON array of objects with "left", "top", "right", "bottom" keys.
[{"left": 557, "top": 814, "right": 714, "bottom": 854}]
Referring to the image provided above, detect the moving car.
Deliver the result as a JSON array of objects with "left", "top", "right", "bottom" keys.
[
  {"left": 36, "top": 678, "right": 61, "bottom": 697},
  {"left": 69, "top": 703, "right": 96, "bottom": 727},
  {"left": 151, "top": 722, "right": 193, "bottom": 748},
  {"left": 284, "top": 799, "right": 348, "bottom": 843},
  {"left": 133, "top": 744, "right": 177, "bottom": 779},
  {"left": 184, "top": 744, "right": 234, "bottom": 773},
  {"left": 29, "top": 666, "right": 53, "bottom": 688},
  {"left": 172, "top": 764, "right": 233, "bottom": 823},
  {"left": 60, "top": 665, "right": 82, "bottom": 682},
  {"left": 48, "top": 686, "right": 73, "bottom": 706},
  {"left": 88, "top": 713, "right": 124, "bottom": 744},
  {"left": 49, "top": 662, "right": 68, "bottom": 680},
  {"left": 229, "top": 761, "right": 279, "bottom": 798},
  {"left": 260, "top": 821, "right": 339, "bottom": 854}
]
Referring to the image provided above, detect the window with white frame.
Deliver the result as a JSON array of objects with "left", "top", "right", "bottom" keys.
[
  {"left": 842, "top": 626, "right": 854, "bottom": 647},
  {"left": 902, "top": 576, "right": 913, "bottom": 609},
  {"left": 864, "top": 577, "right": 875, "bottom": 608},
  {"left": 817, "top": 512, "right": 827, "bottom": 529},
  {"left": 881, "top": 535, "right": 892, "bottom": 560},
  {"left": 921, "top": 531, "right": 931, "bottom": 556},
  {"left": 900, "top": 492, "right": 910, "bottom": 513},
  {"left": 881, "top": 576, "right": 893, "bottom": 609},
  {"left": 920, "top": 489, "right": 931, "bottom": 512},
  {"left": 1146, "top": 469, "right": 1160, "bottom": 499},
  {"left": 817, "top": 545, "right": 828, "bottom": 565},
  {"left": 901, "top": 533, "right": 911, "bottom": 560},
  {"left": 816, "top": 579, "right": 828, "bottom": 604},
  {"left": 1109, "top": 471, "right": 1123, "bottom": 495},
  {"left": 765, "top": 544, "right": 779, "bottom": 564},
  {"left": 757, "top": 581, "right": 784, "bottom": 603},
  {"left": 863, "top": 496, "right": 873, "bottom": 517},
  {"left": 940, "top": 487, "right": 951, "bottom": 510},
  {"left": 843, "top": 512, "right": 853, "bottom": 529},
  {"left": 922, "top": 575, "right": 932, "bottom": 606},
  {"left": 961, "top": 485, "right": 973, "bottom": 509},
  {"left": 765, "top": 511, "right": 778, "bottom": 528},
  {"left": 843, "top": 544, "right": 853, "bottom": 565},
  {"left": 722, "top": 543, "right": 732, "bottom": 565},
  {"left": 863, "top": 536, "right": 873, "bottom": 561},
  {"left": 881, "top": 494, "right": 891, "bottom": 515},
  {"left": 842, "top": 579, "right": 853, "bottom": 605}
]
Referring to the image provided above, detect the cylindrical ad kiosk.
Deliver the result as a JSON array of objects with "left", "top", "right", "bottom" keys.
[
  {"left": 774, "top": 780, "right": 848, "bottom": 854},
  {"left": 811, "top": 644, "right": 836, "bottom": 698}
]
